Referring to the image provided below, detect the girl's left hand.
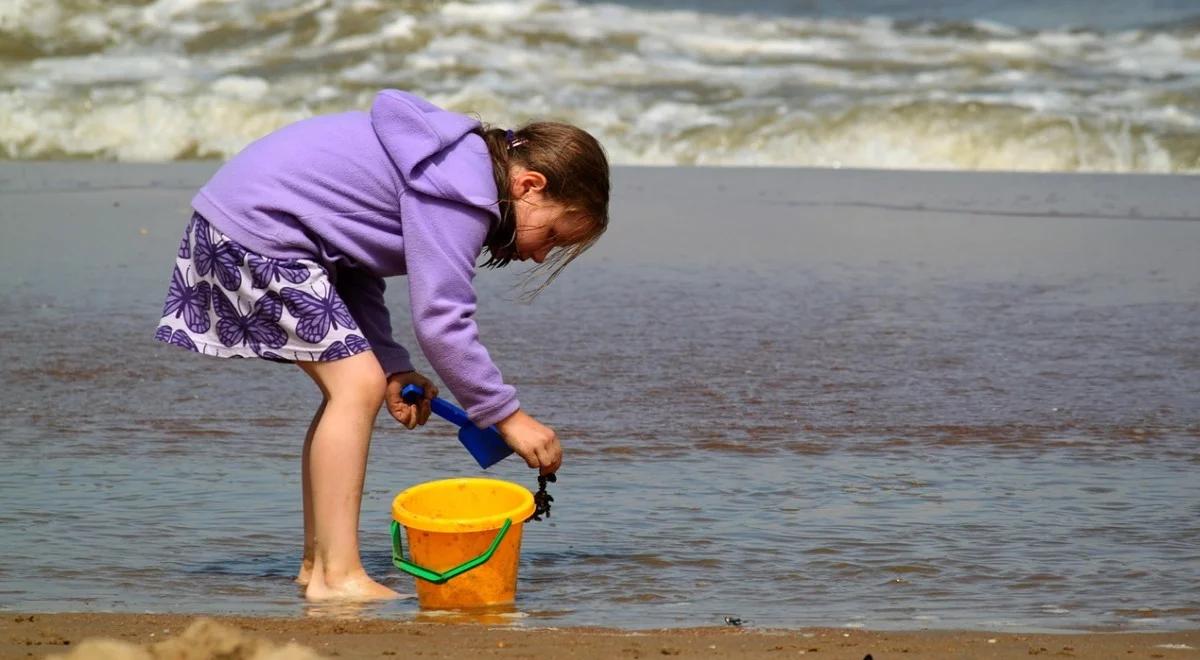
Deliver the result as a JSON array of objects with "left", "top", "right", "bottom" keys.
[{"left": 385, "top": 371, "right": 438, "bottom": 429}]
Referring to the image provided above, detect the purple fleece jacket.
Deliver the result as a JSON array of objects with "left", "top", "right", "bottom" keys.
[{"left": 192, "top": 90, "right": 519, "bottom": 428}]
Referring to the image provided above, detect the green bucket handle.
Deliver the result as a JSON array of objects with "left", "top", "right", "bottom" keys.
[{"left": 391, "top": 518, "right": 512, "bottom": 584}]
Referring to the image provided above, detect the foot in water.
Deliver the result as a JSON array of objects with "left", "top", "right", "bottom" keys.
[
  {"left": 305, "top": 572, "right": 400, "bottom": 602},
  {"left": 295, "top": 560, "right": 314, "bottom": 586}
]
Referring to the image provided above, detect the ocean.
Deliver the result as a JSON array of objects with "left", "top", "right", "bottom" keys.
[{"left": 2, "top": 0, "right": 1200, "bottom": 171}]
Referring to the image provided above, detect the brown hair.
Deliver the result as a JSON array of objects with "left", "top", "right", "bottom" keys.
[{"left": 478, "top": 121, "right": 609, "bottom": 298}]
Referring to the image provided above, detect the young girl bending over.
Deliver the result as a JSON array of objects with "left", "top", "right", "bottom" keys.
[{"left": 154, "top": 90, "right": 609, "bottom": 601}]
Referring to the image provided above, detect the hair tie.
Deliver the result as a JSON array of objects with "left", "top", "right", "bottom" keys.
[{"left": 505, "top": 129, "right": 527, "bottom": 149}]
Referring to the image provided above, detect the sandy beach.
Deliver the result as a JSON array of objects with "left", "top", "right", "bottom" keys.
[{"left": 4, "top": 613, "right": 1199, "bottom": 659}]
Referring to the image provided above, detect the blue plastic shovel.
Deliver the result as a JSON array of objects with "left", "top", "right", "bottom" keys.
[{"left": 400, "top": 384, "right": 514, "bottom": 469}]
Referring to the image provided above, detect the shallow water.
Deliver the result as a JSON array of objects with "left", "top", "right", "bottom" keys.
[{"left": 0, "top": 163, "right": 1198, "bottom": 631}]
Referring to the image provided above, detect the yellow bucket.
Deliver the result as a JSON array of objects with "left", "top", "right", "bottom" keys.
[{"left": 390, "top": 477, "right": 535, "bottom": 609}]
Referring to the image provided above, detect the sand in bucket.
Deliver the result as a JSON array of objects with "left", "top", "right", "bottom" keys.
[{"left": 391, "top": 477, "right": 535, "bottom": 609}]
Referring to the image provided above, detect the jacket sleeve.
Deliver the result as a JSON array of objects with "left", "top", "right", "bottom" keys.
[
  {"left": 400, "top": 191, "right": 520, "bottom": 428},
  {"left": 335, "top": 266, "right": 415, "bottom": 377}
]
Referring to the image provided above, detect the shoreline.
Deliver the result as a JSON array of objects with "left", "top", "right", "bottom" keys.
[{"left": 4, "top": 613, "right": 1198, "bottom": 659}]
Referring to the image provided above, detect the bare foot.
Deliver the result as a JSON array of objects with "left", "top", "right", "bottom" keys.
[
  {"left": 295, "top": 560, "right": 314, "bottom": 586},
  {"left": 306, "top": 573, "right": 401, "bottom": 602}
]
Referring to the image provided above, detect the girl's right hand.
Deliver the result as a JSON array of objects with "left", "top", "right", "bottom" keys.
[
  {"left": 495, "top": 409, "right": 562, "bottom": 475},
  {"left": 385, "top": 370, "right": 438, "bottom": 429}
]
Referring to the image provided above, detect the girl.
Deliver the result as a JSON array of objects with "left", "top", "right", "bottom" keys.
[{"left": 154, "top": 89, "right": 609, "bottom": 601}]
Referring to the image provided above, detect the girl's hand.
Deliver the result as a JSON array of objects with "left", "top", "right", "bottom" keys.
[
  {"left": 385, "top": 371, "right": 438, "bottom": 429},
  {"left": 495, "top": 409, "right": 562, "bottom": 475}
]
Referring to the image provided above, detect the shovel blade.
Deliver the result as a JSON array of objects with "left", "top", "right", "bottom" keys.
[{"left": 459, "top": 425, "right": 514, "bottom": 469}]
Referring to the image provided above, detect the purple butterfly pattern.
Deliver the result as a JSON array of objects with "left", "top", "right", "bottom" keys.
[
  {"left": 169, "top": 329, "right": 198, "bottom": 351},
  {"left": 158, "top": 218, "right": 377, "bottom": 365},
  {"left": 280, "top": 285, "right": 358, "bottom": 344},
  {"left": 178, "top": 216, "right": 193, "bottom": 258},
  {"left": 155, "top": 325, "right": 199, "bottom": 351},
  {"left": 318, "top": 333, "right": 370, "bottom": 361},
  {"left": 162, "top": 266, "right": 211, "bottom": 333},
  {"left": 212, "top": 289, "right": 288, "bottom": 352},
  {"left": 248, "top": 254, "right": 310, "bottom": 289},
  {"left": 345, "top": 333, "right": 369, "bottom": 354},
  {"left": 194, "top": 216, "right": 247, "bottom": 291}
]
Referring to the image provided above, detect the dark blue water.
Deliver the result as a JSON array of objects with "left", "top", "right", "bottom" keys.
[
  {"left": 0, "top": 163, "right": 1198, "bottom": 631},
  {"left": 597, "top": 0, "right": 1200, "bottom": 30}
]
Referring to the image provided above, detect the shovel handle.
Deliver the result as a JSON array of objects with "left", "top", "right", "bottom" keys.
[{"left": 401, "top": 384, "right": 470, "bottom": 427}]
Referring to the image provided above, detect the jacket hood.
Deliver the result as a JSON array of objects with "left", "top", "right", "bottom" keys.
[{"left": 370, "top": 90, "right": 500, "bottom": 217}]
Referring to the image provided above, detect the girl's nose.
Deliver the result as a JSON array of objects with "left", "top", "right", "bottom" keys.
[{"left": 533, "top": 246, "right": 551, "bottom": 264}]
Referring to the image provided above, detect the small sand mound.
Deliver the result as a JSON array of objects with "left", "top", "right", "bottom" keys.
[{"left": 48, "top": 618, "right": 323, "bottom": 660}]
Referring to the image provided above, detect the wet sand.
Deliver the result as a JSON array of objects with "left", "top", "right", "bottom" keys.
[{"left": 5, "top": 613, "right": 1199, "bottom": 659}]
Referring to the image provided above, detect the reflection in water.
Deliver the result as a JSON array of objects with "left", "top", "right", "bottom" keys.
[
  {"left": 412, "top": 606, "right": 526, "bottom": 627},
  {"left": 303, "top": 598, "right": 415, "bottom": 622}
]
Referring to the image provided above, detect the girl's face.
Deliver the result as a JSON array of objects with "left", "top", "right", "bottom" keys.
[{"left": 509, "top": 168, "right": 591, "bottom": 264}]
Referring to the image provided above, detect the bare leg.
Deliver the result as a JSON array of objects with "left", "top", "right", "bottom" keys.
[
  {"left": 295, "top": 399, "right": 326, "bottom": 586},
  {"left": 297, "top": 351, "right": 398, "bottom": 601}
]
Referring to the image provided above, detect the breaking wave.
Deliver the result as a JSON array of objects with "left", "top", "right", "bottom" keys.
[{"left": 2, "top": 0, "right": 1198, "bottom": 172}]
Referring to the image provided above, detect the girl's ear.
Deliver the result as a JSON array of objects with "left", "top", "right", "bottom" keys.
[{"left": 510, "top": 169, "right": 548, "bottom": 199}]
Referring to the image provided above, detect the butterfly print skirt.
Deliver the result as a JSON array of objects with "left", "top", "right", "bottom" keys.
[{"left": 155, "top": 213, "right": 372, "bottom": 364}]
